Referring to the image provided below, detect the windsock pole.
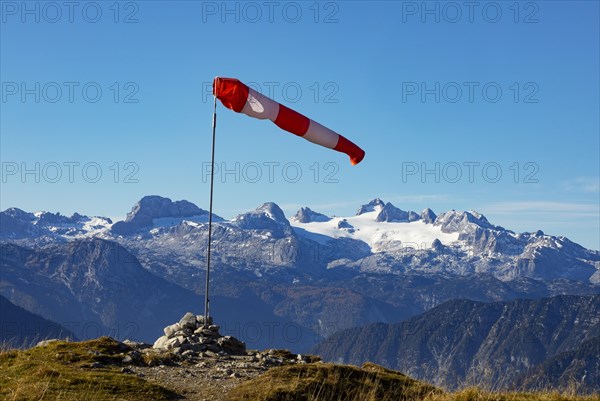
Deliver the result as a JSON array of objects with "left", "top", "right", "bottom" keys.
[{"left": 204, "top": 94, "right": 217, "bottom": 328}]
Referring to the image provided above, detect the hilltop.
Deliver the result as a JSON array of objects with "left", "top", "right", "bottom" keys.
[{"left": 2, "top": 337, "right": 599, "bottom": 401}]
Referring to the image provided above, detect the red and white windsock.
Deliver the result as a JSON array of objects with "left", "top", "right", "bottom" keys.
[{"left": 213, "top": 77, "right": 365, "bottom": 166}]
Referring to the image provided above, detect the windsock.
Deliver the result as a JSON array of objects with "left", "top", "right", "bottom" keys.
[{"left": 213, "top": 77, "right": 365, "bottom": 166}]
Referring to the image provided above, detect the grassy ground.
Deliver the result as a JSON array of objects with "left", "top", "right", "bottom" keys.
[
  {"left": 1, "top": 338, "right": 598, "bottom": 401},
  {"left": 227, "top": 362, "right": 440, "bottom": 401},
  {"left": 227, "top": 363, "right": 600, "bottom": 401},
  {"left": 437, "top": 389, "right": 600, "bottom": 401},
  {"left": 0, "top": 337, "right": 179, "bottom": 401}
]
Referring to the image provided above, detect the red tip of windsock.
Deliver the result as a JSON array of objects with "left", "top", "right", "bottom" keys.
[{"left": 335, "top": 135, "right": 365, "bottom": 166}]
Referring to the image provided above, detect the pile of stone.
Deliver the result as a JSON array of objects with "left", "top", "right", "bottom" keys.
[{"left": 152, "top": 312, "right": 246, "bottom": 357}]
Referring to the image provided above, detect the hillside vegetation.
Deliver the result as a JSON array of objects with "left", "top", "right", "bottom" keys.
[
  {"left": 0, "top": 338, "right": 178, "bottom": 401},
  {"left": 1, "top": 338, "right": 598, "bottom": 401}
]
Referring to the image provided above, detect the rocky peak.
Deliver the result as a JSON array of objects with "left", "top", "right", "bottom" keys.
[
  {"left": 37, "top": 211, "right": 88, "bottom": 226},
  {"left": 291, "top": 207, "right": 331, "bottom": 223},
  {"left": 111, "top": 196, "right": 213, "bottom": 235},
  {"left": 2, "top": 207, "right": 33, "bottom": 220},
  {"left": 255, "top": 202, "right": 288, "bottom": 223},
  {"left": 407, "top": 211, "right": 420, "bottom": 221},
  {"left": 356, "top": 199, "right": 385, "bottom": 215},
  {"left": 127, "top": 196, "right": 206, "bottom": 223},
  {"left": 431, "top": 238, "right": 444, "bottom": 251},
  {"left": 337, "top": 219, "right": 354, "bottom": 230},
  {"left": 434, "top": 210, "right": 494, "bottom": 233},
  {"left": 420, "top": 208, "right": 437, "bottom": 224},
  {"left": 374, "top": 202, "right": 421, "bottom": 223},
  {"left": 376, "top": 202, "right": 406, "bottom": 222},
  {"left": 233, "top": 202, "right": 292, "bottom": 236},
  {"left": 466, "top": 210, "right": 493, "bottom": 227},
  {"left": 0, "top": 208, "right": 38, "bottom": 238}
]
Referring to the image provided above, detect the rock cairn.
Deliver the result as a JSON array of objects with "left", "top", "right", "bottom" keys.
[
  {"left": 34, "top": 312, "right": 322, "bottom": 396},
  {"left": 152, "top": 312, "right": 246, "bottom": 357}
]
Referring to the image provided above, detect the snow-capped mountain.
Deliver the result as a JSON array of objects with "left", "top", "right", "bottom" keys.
[
  {"left": 0, "top": 207, "right": 111, "bottom": 242},
  {"left": 290, "top": 202, "right": 459, "bottom": 252},
  {"left": 291, "top": 207, "right": 331, "bottom": 223},
  {"left": 111, "top": 195, "right": 223, "bottom": 235},
  {"left": 1, "top": 196, "right": 599, "bottom": 285}
]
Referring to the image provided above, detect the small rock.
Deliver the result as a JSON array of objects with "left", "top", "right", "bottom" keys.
[
  {"left": 36, "top": 339, "right": 59, "bottom": 347},
  {"left": 200, "top": 329, "right": 220, "bottom": 338},
  {"left": 205, "top": 344, "right": 221, "bottom": 353},
  {"left": 141, "top": 348, "right": 157, "bottom": 354},
  {"left": 179, "top": 312, "right": 197, "bottom": 330},
  {"left": 153, "top": 335, "right": 169, "bottom": 350},
  {"left": 165, "top": 335, "right": 186, "bottom": 350},
  {"left": 122, "top": 355, "right": 133, "bottom": 364},
  {"left": 90, "top": 362, "right": 105, "bottom": 369},
  {"left": 190, "top": 344, "right": 207, "bottom": 352},
  {"left": 164, "top": 323, "right": 181, "bottom": 338},
  {"left": 123, "top": 339, "right": 150, "bottom": 349},
  {"left": 196, "top": 315, "right": 213, "bottom": 326},
  {"left": 218, "top": 336, "right": 246, "bottom": 355},
  {"left": 179, "top": 343, "right": 193, "bottom": 351},
  {"left": 121, "top": 367, "right": 134, "bottom": 374},
  {"left": 181, "top": 350, "right": 196, "bottom": 359},
  {"left": 129, "top": 350, "right": 142, "bottom": 360}
]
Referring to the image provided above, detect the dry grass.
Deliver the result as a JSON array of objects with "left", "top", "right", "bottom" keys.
[
  {"left": 0, "top": 337, "right": 180, "bottom": 401},
  {"left": 227, "top": 363, "right": 600, "bottom": 401},
  {"left": 1, "top": 338, "right": 598, "bottom": 401},
  {"left": 227, "top": 361, "right": 441, "bottom": 401},
  {"left": 440, "top": 388, "right": 600, "bottom": 401}
]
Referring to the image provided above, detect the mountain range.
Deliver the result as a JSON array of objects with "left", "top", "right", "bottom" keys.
[
  {"left": 312, "top": 295, "right": 600, "bottom": 393},
  {"left": 1, "top": 196, "right": 599, "bottom": 351}
]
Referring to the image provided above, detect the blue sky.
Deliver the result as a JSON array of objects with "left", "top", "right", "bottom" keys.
[{"left": 1, "top": 1, "right": 599, "bottom": 249}]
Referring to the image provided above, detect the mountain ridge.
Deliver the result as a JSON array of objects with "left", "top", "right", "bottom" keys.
[
  {"left": 312, "top": 294, "right": 600, "bottom": 392},
  {"left": 1, "top": 196, "right": 598, "bottom": 351}
]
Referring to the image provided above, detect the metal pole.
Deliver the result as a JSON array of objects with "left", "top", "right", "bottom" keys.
[{"left": 204, "top": 95, "right": 217, "bottom": 328}]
